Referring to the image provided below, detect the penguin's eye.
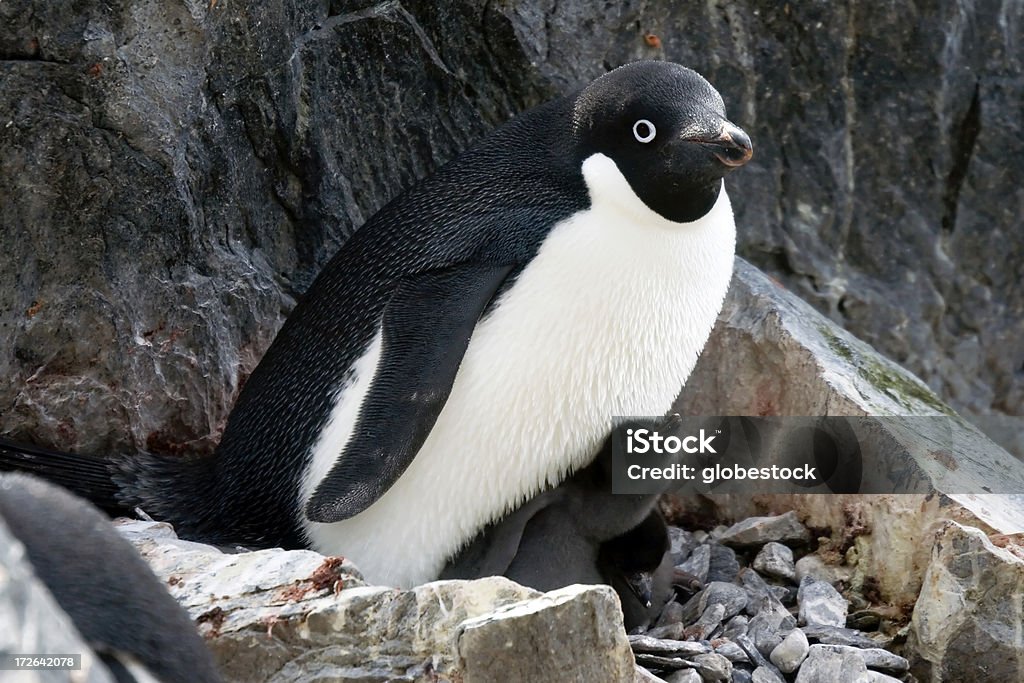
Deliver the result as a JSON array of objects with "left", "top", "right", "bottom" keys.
[{"left": 632, "top": 119, "right": 656, "bottom": 143}]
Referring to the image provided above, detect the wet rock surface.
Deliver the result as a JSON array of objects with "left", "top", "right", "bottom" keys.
[{"left": 1, "top": 0, "right": 1021, "bottom": 463}]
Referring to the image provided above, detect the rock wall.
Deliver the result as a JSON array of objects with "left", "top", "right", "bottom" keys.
[{"left": 1, "top": 0, "right": 1021, "bottom": 455}]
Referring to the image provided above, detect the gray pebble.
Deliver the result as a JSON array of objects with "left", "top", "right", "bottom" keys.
[
  {"left": 714, "top": 641, "right": 749, "bottom": 664},
  {"left": 708, "top": 544, "right": 741, "bottom": 583},
  {"left": 751, "top": 666, "right": 786, "bottom": 683},
  {"left": 753, "top": 542, "right": 797, "bottom": 582},
  {"left": 629, "top": 635, "right": 712, "bottom": 657},
  {"left": 813, "top": 644, "right": 909, "bottom": 673},
  {"left": 731, "top": 669, "right": 753, "bottom": 683},
  {"left": 797, "top": 576, "right": 848, "bottom": 627},
  {"left": 794, "top": 644, "right": 867, "bottom": 683},
  {"left": 666, "top": 670, "right": 702, "bottom": 683},
  {"left": 769, "top": 627, "right": 809, "bottom": 673},
  {"left": 801, "top": 623, "right": 883, "bottom": 648},
  {"left": 670, "top": 527, "right": 700, "bottom": 565},
  {"left": 718, "top": 511, "right": 811, "bottom": 547},
  {"left": 679, "top": 544, "right": 712, "bottom": 584},
  {"left": 693, "top": 652, "right": 733, "bottom": 682}
]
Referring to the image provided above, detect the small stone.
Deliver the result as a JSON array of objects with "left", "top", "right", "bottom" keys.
[
  {"left": 794, "top": 644, "right": 868, "bottom": 683},
  {"left": 746, "top": 597, "right": 796, "bottom": 656},
  {"left": 794, "top": 554, "right": 852, "bottom": 585},
  {"left": 862, "top": 672, "right": 903, "bottom": 683},
  {"left": 699, "top": 582, "right": 750, "bottom": 621},
  {"left": 629, "top": 635, "right": 712, "bottom": 658},
  {"left": 689, "top": 603, "right": 726, "bottom": 640},
  {"left": 800, "top": 624, "right": 883, "bottom": 648},
  {"left": 769, "top": 628, "right": 809, "bottom": 673},
  {"left": 679, "top": 545, "right": 712, "bottom": 584},
  {"left": 635, "top": 653, "right": 698, "bottom": 671},
  {"left": 731, "top": 669, "right": 753, "bottom": 683},
  {"left": 636, "top": 665, "right": 669, "bottom": 682},
  {"left": 737, "top": 568, "right": 773, "bottom": 614},
  {"left": 751, "top": 666, "right": 786, "bottom": 683},
  {"left": 718, "top": 512, "right": 811, "bottom": 547},
  {"left": 670, "top": 527, "right": 700, "bottom": 565},
  {"left": 692, "top": 652, "right": 733, "bottom": 682},
  {"left": 665, "top": 670, "right": 702, "bottom": 683},
  {"left": 753, "top": 542, "right": 797, "bottom": 582},
  {"left": 708, "top": 544, "right": 742, "bottom": 583},
  {"left": 656, "top": 600, "right": 686, "bottom": 628},
  {"left": 797, "top": 576, "right": 848, "bottom": 627},
  {"left": 647, "top": 622, "right": 687, "bottom": 640},
  {"left": 734, "top": 634, "right": 773, "bottom": 670},
  {"left": 714, "top": 641, "right": 749, "bottom": 663},
  {"left": 813, "top": 645, "right": 909, "bottom": 673},
  {"left": 722, "top": 614, "right": 749, "bottom": 639}
]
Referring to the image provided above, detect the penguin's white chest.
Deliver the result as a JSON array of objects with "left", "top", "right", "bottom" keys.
[{"left": 300, "top": 154, "right": 736, "bottom": 587}]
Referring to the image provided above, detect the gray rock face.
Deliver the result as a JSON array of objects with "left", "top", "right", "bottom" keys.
[
  {"left": 718, "top": 512, "right": 811, "bottom": 548},
  {"left": 1, "top": 0, "right": 1020, "bottom": 464},
  {"left": 0, "top": 518, "right": 115, "bottom": 683},
  {"left": 769, "top": 627, "right": 809, "bottom": 673},
  {"left": 797, "top": 576, "right": 849, "bottom": 628},
  {"left": 909, "top": 521, "right": 1024, "bottom": 682},
  {"left": 116, "top": 519, "right": 633, "bottom": 683}
]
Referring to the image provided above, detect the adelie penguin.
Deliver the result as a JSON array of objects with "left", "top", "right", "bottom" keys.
[{"left": 0, "top": 60, "right": 751, "bottom": 587}]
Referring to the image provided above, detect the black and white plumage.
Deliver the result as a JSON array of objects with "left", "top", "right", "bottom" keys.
[
  {"left": 1, "top": 61, "right": 751, "bottom": 588},
  {"left": 0, "top": 473, "right": 222, "bottom": 683}
]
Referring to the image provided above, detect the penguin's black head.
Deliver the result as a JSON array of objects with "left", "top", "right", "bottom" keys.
[{"left": 571, "top": 61, "right": 752, "bottom": 223}]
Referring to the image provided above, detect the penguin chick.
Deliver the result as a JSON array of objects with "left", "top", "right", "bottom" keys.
[
  {"left": 598, "top": 509, "right": 673, "bottom": 631},
  {"left": 0, "top": 473, "right": 222, "bottom": 683}
]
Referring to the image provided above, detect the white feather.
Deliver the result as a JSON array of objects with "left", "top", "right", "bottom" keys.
[{"left": 301, "top": 153, "right": 737, "bottom": 587}]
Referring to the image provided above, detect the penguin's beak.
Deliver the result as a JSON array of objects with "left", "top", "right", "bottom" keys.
[
  {"left": 625, "top": 571, "right": 656, "bottom": 608},
  {"left": 685, "top": 121, "right": 753, "bottom": 168}
]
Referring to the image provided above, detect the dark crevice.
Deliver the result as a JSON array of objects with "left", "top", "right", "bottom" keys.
[
  {"left": 0, "top": 54, "right": 69, "bottom": 65},
  {"left": 941, "top": 80, "right": 981, "bottom": 234}
]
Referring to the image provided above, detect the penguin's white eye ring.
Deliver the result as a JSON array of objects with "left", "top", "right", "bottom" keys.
[{"left": 633, "top": 119, "right": 656, "bottom": 143}]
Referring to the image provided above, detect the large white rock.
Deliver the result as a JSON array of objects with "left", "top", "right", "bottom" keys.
[
  {"left": 116, "top": 519, "right": 635, "bottom": 683},
  {"left": 909, "top": 521, "right": 1024, "bottom": 682},
  {"left": 674, "top": 258, "right": 1024, "bottom": 609}
]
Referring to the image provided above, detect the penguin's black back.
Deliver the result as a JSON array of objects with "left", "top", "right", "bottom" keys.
[
  {"left": 0, "top": 473, "right": 222, "bottom": 683},
  {"left": 119, "top": 94, "right": 591, "bottom": 548}
]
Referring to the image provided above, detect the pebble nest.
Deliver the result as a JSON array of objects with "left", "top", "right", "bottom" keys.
[{"left": 632, "top": 511, "right": 914, "bottom": 683}]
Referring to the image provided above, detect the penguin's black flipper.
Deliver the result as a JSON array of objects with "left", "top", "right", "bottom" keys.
[{"left": 306, "top": 262, "right": 515, "bottom": 523}]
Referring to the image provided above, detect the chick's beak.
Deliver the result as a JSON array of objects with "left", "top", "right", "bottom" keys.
[
  {"left": 626, "top": 571, "right": 656, "bottom": 608},
  {"left": 686, "top": 121, "right": 753, "bottom": 168}
]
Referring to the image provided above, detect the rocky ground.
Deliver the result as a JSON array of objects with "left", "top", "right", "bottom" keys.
[{"left": 632, "top": 511, "right": 912, "bottom": 683}]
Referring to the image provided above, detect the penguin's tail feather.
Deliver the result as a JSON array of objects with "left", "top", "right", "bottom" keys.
[
  {"left": 111, "top": 450, "right": 219, "bottom": 539},
  {"left": 0, "top": 438, "right": 129, "bottom": 516}
]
